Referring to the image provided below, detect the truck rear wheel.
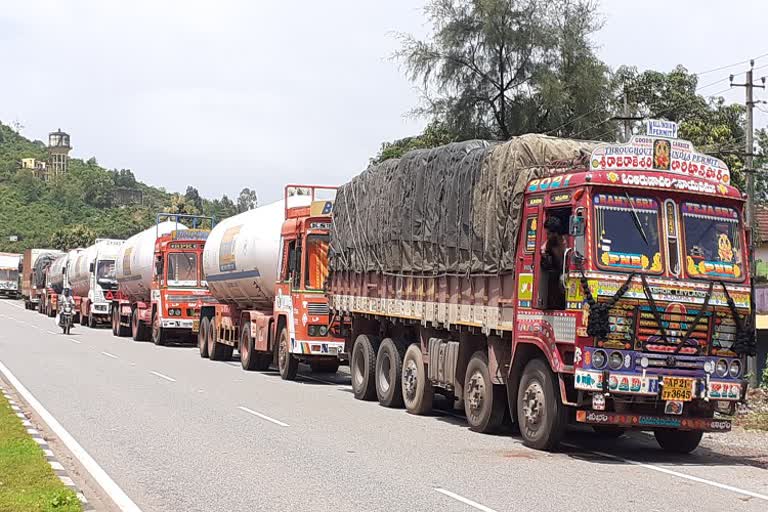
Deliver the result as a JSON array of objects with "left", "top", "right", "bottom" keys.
[
  {"left": 351, "top": 334, "right": 380, "bottom": 401},
  {"left": 132, "top": 309, "right": 150, "bottom": 341},
  {"left": 464, "top": 351, "right": 506, "bottom": 433},
  {"left": 113, "top": 307, "right": 130, "bottom": 337},
  {"left": 376, "top": 338, "right": 406, "bottom": 408},
  {"left": 198, "top": 317, "right": 210, "bottom": 358},
  {"left": 517, "top": 358, "right": 566, "bottom": 451},
  {"left": 240, "top": 325, "right": 271, "bottom": 371},
  {"left": 277, "top": 328, "right": 298, "bottom": 380},
  {"left": 208, "top": 319, "right": 233, "bottom": 361},
  {"left": 402, "top": 344, "right": 433, "bottom": 415},
  {"left": 654, "top": 429, "right": 703, "bottom": 454}
]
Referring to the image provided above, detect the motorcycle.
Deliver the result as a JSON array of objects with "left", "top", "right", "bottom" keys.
[{"left": 59, "top": 302, "right": 74, "bottom": 335}]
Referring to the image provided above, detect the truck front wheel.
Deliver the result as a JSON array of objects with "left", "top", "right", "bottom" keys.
[
  {"left": 277, "top": 328, "right": 298, "bottom": 380},
  {"left": 654, "top": 429, "right": 703, "bottom": 454},
  {"left": 401, "top": 344, "right": 433, "bottom": 415},
  {"left": 152, "top": 312, "right": 167, "bottom": 346},
  {"left": 351, "top": 334, "right": 380, "bottom": 401},
  {"left": 376, "top": 338, "right": 406, "bottom": 408},
  {"left": 517, "top": 358, "right": 566, "bottom": 451},
  {"left": 464, "top": 351, "right": 506, "bottom": 433},
  {"left": 198, "top": 317, "right": 210, "bottom": 358}
]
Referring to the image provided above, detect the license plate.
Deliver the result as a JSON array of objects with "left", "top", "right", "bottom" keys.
[
  {"left": 661, "top": 377, "right": 694, "bottom": 402},
  {"left": 329, "top": 346, "right": 339, "bottom": 355}
]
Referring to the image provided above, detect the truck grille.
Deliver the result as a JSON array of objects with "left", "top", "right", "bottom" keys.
[
  {"left": 307, "top": 302, "right": 329, "bottom": 316},
  {"left": 635, "top": 305, "right": 711, "bottom": 355}
]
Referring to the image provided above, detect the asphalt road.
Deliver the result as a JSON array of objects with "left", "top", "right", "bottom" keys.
[{"left": 1, "top": 298, "right": 767, "bottom": 512}]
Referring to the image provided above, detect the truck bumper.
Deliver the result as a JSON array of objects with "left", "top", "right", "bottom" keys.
[
  {"left": 291, "top": 339, "right": 346, "bottom": 357},
  {"left": 576, "top": 410, "right": 732, "bottom": 432},
  {"left": 161, "top": 319, "right": 195, "bottom": 330}
]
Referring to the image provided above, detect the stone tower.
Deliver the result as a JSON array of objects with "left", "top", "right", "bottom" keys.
[{"left": 48, "top": 128, "right": 71, "bottom": 178}]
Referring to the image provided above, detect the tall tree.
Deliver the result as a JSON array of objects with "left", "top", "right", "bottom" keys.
[
  {"left": 184, "top": 186, "right": 204, "bottom": 212},
  {"left": 237, "top": 188, "right": 258, "bottom": 213},
  {"left": 397, "top": 0, "right": 615, "bottom": 141}
]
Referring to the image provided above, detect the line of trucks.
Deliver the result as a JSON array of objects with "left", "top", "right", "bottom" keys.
[{"left": 8, "top": 123, "right": 756, "bottom": 452}]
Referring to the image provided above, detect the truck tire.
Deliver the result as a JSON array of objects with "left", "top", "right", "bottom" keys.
[
  {"left": 87, "top": 312, "right": 96, "bottom": 328},
  {"left": 517, "top": 358, "right": 566, "bottom": 451},
  {"left": 240, "top": 325, "right": 271, "bottom": 371},
  {"left": 375, "top": 338, "right": 406, "bottom": 408},
  {"left": 151, "top": 312, "right": 167, "bottom": 346},
  {"left": 198, "top": 317, "right": 210, "bottom": 358},
  {"left": 654, "top": 429, "right": 703, "bottom": 454},
  {"left": 351, "top": 334, "right": 380, "bottom": 401},
  {"left": 111, "top": 308, "right": 119, "bottom": 336},
  {"left": 132, "top": 309, "right": 150, "bottom": 341},
  {"left": 208, "top": 319, "right": 233, "bottom": 361},
  {"left": 464, "top": 351, "right": 506, "bottom": 433},
  {"left": 310, "top": 360, "right": 339, "bottom": 374},
  {"left": 277, "top": 328, "right": 298, "bottom": 380},
  {"left": 114, "top": 307, "right": 130, "bottom": 337},
  {"left": 402, "top": 343, "right": 433, "bottom": 415}
]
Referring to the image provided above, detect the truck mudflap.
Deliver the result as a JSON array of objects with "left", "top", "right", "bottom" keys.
[{"left": 576, "top": 410, "right": 731, "bottom": 432}]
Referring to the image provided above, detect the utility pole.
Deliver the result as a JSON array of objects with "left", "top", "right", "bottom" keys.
[
  {"left": 731, "top": 60, "right": 766, "bottom": 386},
  {"left": 730, "top": 60, "right": 765, "bottom": 241},
  {"left": 623, "top": 90, "right": 631, "bottom": 142}
]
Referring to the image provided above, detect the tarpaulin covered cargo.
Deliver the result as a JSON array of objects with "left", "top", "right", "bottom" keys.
[
  {"left": 330, "top": 134, "right": 597, "bottom": 275},
  {"left": 33, "top": 252, "right": 60, "bottom": 289}
]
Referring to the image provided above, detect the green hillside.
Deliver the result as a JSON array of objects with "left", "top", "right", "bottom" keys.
[{"left": 0, "top": 122, "right": 244, "bottom": 252}]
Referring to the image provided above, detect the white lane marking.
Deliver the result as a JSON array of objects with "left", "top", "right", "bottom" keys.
[
  {"left": 434, "top": 488, "right": 498, "bottom": 512},
  {"left": 149, "top": 371, "right": 176, "bottom": 382},
  {"left": 237, "top": 406, "right": 290, "bottom": 427},
  {"left": 70, "top": 338, "right": 82, "bottom": 344},
  {"left": 562, "top": 443, "right": 768, "bottom": 502},
  {"left": 101, "top": 351, "right": 118, "bottom": 359},
  {"left": 0, "top": 360, "right": 142, "bottom": 512},
  {"left": 47, "top": 331, "right": 60, "bottom": 335}
]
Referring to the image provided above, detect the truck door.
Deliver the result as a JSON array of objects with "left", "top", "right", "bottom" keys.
[{"left": 534, "top": 207, "right": 571, "bottom": 310}]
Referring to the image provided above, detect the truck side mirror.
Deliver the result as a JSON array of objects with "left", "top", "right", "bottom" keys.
[{"left": 569, "top": 212, "right": 586, "bottom": 263}]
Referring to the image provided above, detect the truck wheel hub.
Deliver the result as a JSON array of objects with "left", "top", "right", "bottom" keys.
[
  {"left": 522, "top": 382, "right": 545, "bottom": 426},
  {"left": 378, "top": 353, "right": 392, "bottom": 392},
  {"left": 467, "top": 371, "right": 485, "bottom": 414},
  {"left": 403, "top": 359, "right": 418, "bottom": 399}
]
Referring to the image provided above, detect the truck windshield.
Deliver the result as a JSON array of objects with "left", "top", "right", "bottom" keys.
[
  {"left": 593, "top": 193, "right": 662, "bottom": 273},
  {"left": 167, "top": 253, "right": 198, "bottom": 287},
  {"left": 0, "top": 269, "right": 19, "bottom": 282},
  {"left": 681, "top": 203, "right": 744, "bottom": 281},
  {"left": 305, "top": 234, "right": 329, "bottom": 290}
]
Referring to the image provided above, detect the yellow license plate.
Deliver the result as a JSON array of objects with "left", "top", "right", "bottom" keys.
[
  {"left": 661, "top": 377, "right": 694, "bottom": 402},
  {"left": 192, "top": 320, "right": 200, "bottom": 332}
]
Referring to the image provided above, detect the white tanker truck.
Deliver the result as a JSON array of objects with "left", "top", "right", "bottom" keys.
[
  {"left": 112, "top": 216, "right": 213, "bottom": 345},
  {"left": 41, "top": 251, "right": 79, "bottom": 317},
  {"left": 69, "top": 239, "right": 123, "bottom": 327},
  {"left": 198, "top": 186, "right": 345, "bottom": 380},
  {"left": 0, "top": 252, "right": 21, "bottom": 299}
]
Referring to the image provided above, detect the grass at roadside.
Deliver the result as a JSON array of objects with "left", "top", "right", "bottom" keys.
[
  {"left": 736, "top": 388, "right": 768, "bottom": 432},
  {"left": 0, "top": 392, "right": 81, "bottom": 512}
]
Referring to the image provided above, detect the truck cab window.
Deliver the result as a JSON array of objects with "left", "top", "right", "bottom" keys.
[
  {"left": 167, "top": 253, "right": 198, "bottom": 287},
  {"left": 305, "top": 234, "right": 329, "bottom": 290},
  {"left": 286, "top": 239, "right": 302, "bottom": 289},
  {"left": 537, "top": 209, "right": 570, "bottom": 310}
]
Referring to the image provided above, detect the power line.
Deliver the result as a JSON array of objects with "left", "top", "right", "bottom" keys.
[{"left": 695, "top": 51, "right": 768, "bottom": 76}]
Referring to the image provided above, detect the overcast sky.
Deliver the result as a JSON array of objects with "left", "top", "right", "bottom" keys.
[{"left": 2, "top": 0, "right": 768, "bottom": 203}]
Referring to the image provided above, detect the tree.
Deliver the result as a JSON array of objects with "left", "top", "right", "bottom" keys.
[
  {"left": 49, "top": 224, "right": 96, "bottom": 250},
  {"left": 396, "top": 0, "right": 615, "bottom": 141},
  {"left": 237, "top": 188, "right": 258, "bottom": 213},
  {"left": 184, "top": 186, "right": 204, "bottom": 212},
  {"left": 167, "top": 194, "right": 199, "bottom": 215},
  {"left": 371, "top": 122, "right": 456, "bottom": 164},
  {"left": 12, "top": 169, "right": 44, "bottom": 202},
  {"left": 111, "top": 168, "right": 138, "bottom": 188}
]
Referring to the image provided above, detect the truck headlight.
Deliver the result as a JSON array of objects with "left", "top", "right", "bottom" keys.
[
  {"left": 703, "top": 360, "right": 715, "bottom": 374},
  {"left": 608, "top": 351, "right": 623, "bottom": 370},
  {"left": 729, "top": 360, "right": 742, "bottom": 378},
  {"left": 592, "top": 349, "right": 607, "bottom": 369},
  {"left": 716, "top": 359, "right": 728, "bottom": 377}
]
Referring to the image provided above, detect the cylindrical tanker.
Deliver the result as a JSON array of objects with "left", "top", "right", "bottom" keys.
[
  {"left": 46, "top": 254, "right": 69, "bottom": 293},
  {"left": 203, "top": 196, "right": 310, "bottom": 308},
  {"left": 116, "top": 221, "right": 186, "bottom": 302},
  {"left": 69, "top": 239, "right": 122, "bottom": 297}
]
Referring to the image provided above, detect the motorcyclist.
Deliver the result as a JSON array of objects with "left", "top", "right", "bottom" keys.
[{"left": 57, "top": 288, "right": 75, "bottom": 325}]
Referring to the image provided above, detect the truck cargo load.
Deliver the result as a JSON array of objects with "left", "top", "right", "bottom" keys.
[{"left": 330, "top": 135, "right": 597, "bottom": 275}]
